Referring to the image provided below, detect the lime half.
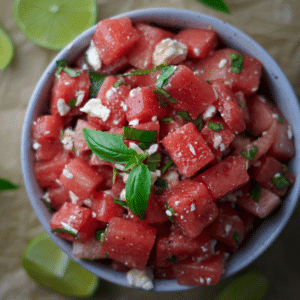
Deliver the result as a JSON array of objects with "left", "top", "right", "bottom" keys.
[
  {"left": 22, "top": 232, "right": 99, "bottom": 297},
  {"left": 13, "top": 0, "right": 97, "bottom": 50},
  {"left": 0, "top": 24, "right": 14, "bottom": 70}
]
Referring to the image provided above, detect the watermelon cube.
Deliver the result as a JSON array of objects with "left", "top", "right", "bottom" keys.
[
  {"left": 73, "top": 238, "right": 106, "bottom": 259},
  {"left": 47, "top": 185, "right": 71, "bottom": 211},
  {"left": 34, "top": 138, "right": 63, "bottom": 161}
]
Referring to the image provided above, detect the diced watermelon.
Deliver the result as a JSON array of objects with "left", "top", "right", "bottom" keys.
[
  {"left": 124, "top": 68, "right": 160, "bottom": 88},
  {"left": 99, "top": 56, "right": 130, "bottom": 74},
  {"left": 195, "top": 155, "right": 249, "bottom": 200},
  {"left": 162, "top": 122, "right": 215, "bottom": 177},
  {"left": 34, "top": 138, "right": 63, "bottom": 161},
  {"left": 153, "top": 266, "right": 175, "bottom": 279},
  {"left": 175, "top": 28, "right": 217, "bottom": 59},
  {"left": 230, "top": 133, "right": 252, "bottom": 152},
  {"left": 195, "top": 48, "right": 262, "bottom": 96},
  {"left": 59, "top": 157, "right": 105, "bottom": 200},
  {"left": 159, "top": 115, "right": 185, "bottom": 140},
  {"left": 110, "top": 175, "right": 126, "bottom": 199},
  {"left": 72, "top": 238, "right": 106, "bottom": 259},
  {"left": 47, "top": 185, "right": 71, "bottom": 210},
  {"left": 92, "top": 17, "right": 139, "bottom": 65},
  {"left": 127, "top": 23, "right": 174, "bottom": 69},
  {"left": 102, "top": 217, "right": 157, "bottom": 270},
  {"left": 110, "top": 260, "right": 131, "bottom": 273},
  {"left": 50, "top": 202, "right": 98, "bottom": 243}
]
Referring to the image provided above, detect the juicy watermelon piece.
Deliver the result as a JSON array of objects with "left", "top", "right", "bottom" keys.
[
  {"left": 92, "top": 17, "right": 139, "bottom": 65},
  {"left": 59, "top": 157, "right": 105, "bottom": 200},
  {"left": 102, "top": 217, "right": 157, "bottom": 270},
  {"left": 195, "top": 155, "right": 249, "bottom": 200},
  {"left": 73, "top": 238, "right": 107, "bottom": 259},
  {"left": 50, "top": 202, "right": 98, "bottom": 243},
  {"left": 159, "top": 115, "right": 185, "bottom": 140},
  {"left": 110, "top": 175, "right": 126, "bottom": 199},
  {"left": 127, "top": 23, "right": 174, "bottom": 69},
  {"left": 34, "top": 138, "right": 63, "bottom": 161},
  {"left": 47, "top": 185, "right": 71, "bottom": 210},
  {"left": 162, "top": 122, "right": 215, "bottom": 177},
  {"left": 124, "top": 68, "right": 160, "bottom": 88},
  {"left": 175, "top": 28, "right": 218, "bottom": 59}
]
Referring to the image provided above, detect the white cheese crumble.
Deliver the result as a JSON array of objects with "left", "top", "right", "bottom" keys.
[
  {"left": 193, "top": 48, "right": 200, "bottom": 56},
  {"left": 188, "top": 143, "right": 196, "bottom": 155},
  {"left": 150, "top": 169, "right": 161, "bottom": 185},
  {"left": 287, "top": 125, "right": 293, "bottom": 139},
  {"left": 123, "top": 173, "right": 129, "bottom": 184},
  {"left": 120, "top": 189, "right": 126, "bottom": 201},
  {"left": 69, "top": 191, "right": 79, "bottom": 204},
  {"left": 43, "top": 192, "right": 51, "bottom": 203},
  {"left": 190, "top": 203, "right": 196, "bottom": 212},
  {"left": 85, "top": 40, "right": 102, "bottom": 71},
  {"left": 128, "top": 119, "right": 139, "bottom": 126},
  {"left": 61, "top": 128, "right": 74, "bottom": 151},
  {"left": 129, "top": 142, "right": 144, "bottom": 155},
  {"left": 61, "top": 221, "right": 78, "bottom": 235},
  {"left": 83, "top": 199, "right": 92, "bottom": 207},
  {"left": 62, "top": 168, "right": 73, "bottom": 180},
  {"left": 165, "top": 209, "right": 173, "bottom": 217},
  {"left": 151, "top": 115, "right": 158, "bottom": 121},
  {"left": 146, "top": 144, "right": 159, "bottom": 156},
  {"left": 115, "top": 164, "right": 125, "bottom": 171},
  {"left": 80, "top": 98, "right": 111, "bottom": 121},
  {"left": 274, "top": 172, "right": 281, "bottom": 178},
  {"left": 152, "top": 38, "right": 188, "bottom": 66},
  {"left": 57, "top": 98, "right": 71, "bottom": 116},
  {"left": 213, "top": 134, "right": 223, "bottom": 149},
  {"left": 92, "top": 212, "right": 97, "bottom": 218},
  {"left": 75, "top": 90, "right": 85, "bottom": 107},
  {"left": 203, "top": 105, "right": 216, "bottom": 120},
  {"left": 218, "top": 58, "right": 227, "bottom": 68},
  {"left": 212, "top": 87, "right": 218, "bottom": 100},
  {"left": 120, "top": 101, "right": 128, "bottom": 111},
  {"left": 127, "top": 268, "right": 154, "bottom": 290},
  {"left": 32, "top": 142, "right": 41, "bottom": 150}
]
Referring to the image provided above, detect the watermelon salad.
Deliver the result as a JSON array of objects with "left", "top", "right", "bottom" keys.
[{"left": 31, "top": 17, "right": 296, "bottom": 289}]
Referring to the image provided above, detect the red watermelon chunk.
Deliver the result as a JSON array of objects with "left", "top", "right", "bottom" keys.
[
  {"left": 92, "top": 17, "right": 139, "bottom": 65},
  {"left": 163, "top": 65, "right": 217, "bottom": 119},
  {"left": 59, "top": 157, "right": 105, "bottom": 200},
  {"left": 195, "top": 155, "right": 249, "bottom": 200},
  {"left": 159, "top": 115, "right": 185, "bottom": 140},
  {"left": 128, "top": 23, "right": 174, "bottom": 69},
  {"left": 196, "top": 48, "right": 262, "bottom": 96},
  {"left": 162, "top": 122, "right": 215, "bottom": 177},
  {"left": 50, "top": 202, "right": 98, "bottom": 243},
  {"left": 72, "top": 238, "right": 106, "bottom": 259},
  {"left": 175, "top": 28, "right": 218, "bottom": 59},
  {"left": 47, "top": 185, "right": 71, "bottom": 211},
  {"left": 124, "top": 68, "right": 160, "bottom": 88},
  {"left": 102, "top": 217, "right": 157, "bottom": 270},
  {"left": 34, "top": 138, "right": 63, "bottom": 161}
]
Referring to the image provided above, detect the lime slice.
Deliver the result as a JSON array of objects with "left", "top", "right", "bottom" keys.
[
  {"left": 13, "top": 0, "right": 97, "bottom": 50},
  {"left": 22, "top": 232, "right": 99, "bottom": 297},
  {"left": 0, "top": 24, "right": 14, "bottom": 70}
]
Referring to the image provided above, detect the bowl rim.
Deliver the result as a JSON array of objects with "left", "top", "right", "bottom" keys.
[{"left": 21, "top": 7, "right": 300, "bottom": 292}]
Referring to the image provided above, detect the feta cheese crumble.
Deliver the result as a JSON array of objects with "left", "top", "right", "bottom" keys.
[
  {"left": 126, "top": 268, "right": 154, "bottom": 290},
  {"left": 80, "top": 98, "right": 111, "bottom": 121},
  {"left": 57, "top": 98, "right": 71, "bottom": 116},
  {"left": 85, "top": 40, "right": 102, "bottom": 71},
  {"left": 203, "top": 105, "right": 216, "bottom": 120},
  {"left": 218, "top": 58, "right": 227, "bottom": 68},
  {"left": 62, "top": 168, "right": 73, "bottom": 180},
  {"left": 128, "top": 119, "right": 139, "bottom": 126},
  {"left": 188, "top": 143, "right": 196, "bottom": 155},
  {"left": 32, "top": 142, "right": 41, "bottom": 150},
  {"left": 61, "top": 128, "right": 74, "bottom": 151},
  {"left": 69, "top": 191, "right": 79, "bottom": 204},
  {"left": 75, "top": 90, "right": 85, "bottom": 107},
  {"left": 60, "top": 221, "right": 78, "bottom": 235}
]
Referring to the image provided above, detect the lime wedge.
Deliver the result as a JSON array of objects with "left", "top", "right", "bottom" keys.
[
  {"left": 13, "top": 0, "right": 97, "bottom": 50},
  {"left": 22, "top": 232, "right": 99, "bottom": 297},
  {"left": 0, "top": 24, "right": 14, "bottom": 70}
]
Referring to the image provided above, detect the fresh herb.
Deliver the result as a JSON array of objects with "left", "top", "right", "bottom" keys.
[
  {"left": 195, "top": 0, "right": 230, "bottom": 14},
  {"left": 94, "top": 227, "right": 108, "bottom": 244},
  {"left": 67, "top": 98, "right": 77, "bottom": 109},
  {"left": 155, "top": 177, "right": 169, "bottom": 194},
  {"left": 138, "top": 142, "right": 153, "bottom": 150},
  {"left": 105, "top": 250, "right": 109, "bottom": 258},
  {"left": 208, "top": 121, "right": 224, "bottom": 132},
  {"left": 112, "top": 168, "right": 118, "bottom": 184},
  {"left": 230, "top": 53, "right": 243, "bottom": 74},
  {"left": 41, "top": 197, "right": 55, "bottom": 213},
  {"left": 206, "top": 80, "right": 211, "bottom": 84},
  {"left": 161, "top": 117, "right": 174, "bottom": 122},
  {"left": 153, "top": 88, "right": 177, "bottom": 104},
  {"left": 88, "top": 72, "right": 108, "bottom": 98},
  {"left": 277, "top": 115, "right": 284, "bottom": 123},
  {"left": 232, "top": 231, "right": 242, "bottom": 244},
  {"left": 146, "top": 152, "right": 161, "bottom": 172},
  {"left": 164, "top": 199, "right": 175, "bottom": 223},
  {"left": 193, "top": 115, "right": 204, "bottom": 132},
  {"left": 55, "top": 60, "right": 80, "bottom": 79},
  {"left": 155, "top": 65, "right": 177, "bottom": 88},
  {"left": 119, "top": 64, "right": 165, "bottom": 77},
  {"left": 124, "top": 152, "right": 149, "bottom": 172},
  {"left": 161, "top": 160, "right": 175, "bottom": 175},
  {"left": 0, "top": 178, "right": 19, "bottom": 191},
  {"left": 125, "top": 164, "right": 151, "bottom": 220},
  {"left": 113, "top": 80, "right": 129, "bottom": 88},
  {"left": 51, "top": 228, "right": 82, "bottom": 242},
  {"left": 166, "top": 255, "right": 179, "bottom": 264},
  {"left": 239, "top": 101, "right": 246, "bottom": 109},
  {"left": 249, "top": 181, "right": 261, "bottom": 203},
  {"left": 241, "top": 145, "right": 258, "bottom": 161},
  {"left": 113, "top": 198, "right": 128, "bottom": 209},
  {"left": 176, "top": 111, "right": 192, "bottom": 121},
  {"left": 272, "top": 172, "right": 291, "bottom": 190},
  {"left": 123, "top": 127, "right": 158, "bottom": 144}
]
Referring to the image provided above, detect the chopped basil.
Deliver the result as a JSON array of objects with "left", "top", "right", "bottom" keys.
[
  {"left": 161, "top": 160, "right": 175, "bottom": 175},
  {"left": 63, "top": 66, "right": 81, "bottom": 78},
  {"left": 239, "top": 101, "right": 246, "bottom": 109},
  {"left": 166, "top": 255, "right": 179, "bottom": 264},
  {"left": 123, "top": 127, "right": 158, "bottom": 143},
  {"left": 88, "top": 72, "right": 108, "bottom": 98},
  {"left": 208, "top": 121, "right": 224, "bottom": 132},
  {"left": 153, "top": 88, "right": 177, "bottom": 104},
  {"left": 206, "top": 80, "right": 211, "bottom": 84},
  {"left": 146, "top": 152, "right": 161, "bottom": 172},
  {"left": 161, "top": 117, "right": 174, "bottom": 122},
  {"left": 164, "top": 199, "right": 175, "bottom": 223},
  {"left": 51, "top": 228, "right": 82, "bottom": 242},
  {"left": 153, "top": 92, "right": 169, "bottom": 107},
  {"left": 196, "top": 0, "right": 230, "bottom": 14},
  {"left": 40, "top": 197, "right": 55, "bottom": 213},
  {"left": 112, "top": 168, "right": 118, "bottom": 184},
  {"left": 138, "top": 142, "right": 153, "bottom": 150},
  {"left": 155, "top": 177, "right": 169, "bottom": 194},
  {"left": 277, "top": 115, "right": 284, "bottom": 123},
  {"left": 55, "top": 60, "right": 80, "bottom": 78},
  {"left": 0, "top": 178, "right": 19, "bottom": 191},
  {"left": 241, "top": 145, "right": 258, "bottom": 161},
  {"left": 119, "top": 64, "right": 165, "bottom": 77},
  {"left": 95, "top": 227, "right": 108, "bottom": 244},
  {"left": 249, "top": 181, "right": 261, "bottom": 203},
  {"left": 230, "top": 53, "right": 243, "bottom": 74},
  {"left": 155, "top": 65, "right": 177, "bottom": 89},
  {"left": 176, "top": 111, "right": 192, "bottom": 121},
  {"left": 193, "top": 115, "right": 204, "bottom": 132},
  {"left": 124, "top": 152, "right": 149, "bottom": 171},
  {"left": 232, "top": 231, "right": 242, "bottom": 244},
  {"left": 113, "top": 80, "right": 129, "bottom": 88},
  {"left": 113, "top": 198, "right": 128, "bottom": 209},
  {"left": 271, "top": 172, "right": 291, "bottom": 190},
  {"left": 105, "top": 250, "right": 109, "bottom": 258},
  {"left": 67, "top": 98, "right": 77, "bottom": 109}
]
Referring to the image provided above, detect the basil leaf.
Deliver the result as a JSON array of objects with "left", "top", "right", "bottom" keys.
[
  {"left": 41, "top": 197, "right": 55, "bottom": 213},
  {"left": 161, "top": 160, "right": 175, "bottom": 175},
  {"left": 95, "top": 227, "right": 108, "bottom": 244},
  {"left": 119, "top": 64, "right": 165, "bottom": 77},
  {"left": 105, "top": 250, "right": 109, "bottom": 258},
  {"left": 208, "top": 121, "right": 224, "bottom": 132},
  {"left": 125, "top": 164, "right": 151, "bottom": 220},
  {"left": 166, "top": 255, "right": 179, "bottom": 264},
  {"left": 155, "top": 65, "right": 177, "bottom": 89},
  {"left": 146, "top": 152, "right": 161, "bottom": 172},
  {"left": 153, "top": 92, "right": 169, "bottom": 107},
  {"left": 277, "top": 115, "right": 284, "bottom": 123},
  {"left": 88, "top": 72, "right": 108, "bottom": 98},
  {"left": 232, "top": 231, "right": 242, "bottom": 244},
  {"left": 193, "top": 115, "right": 204, "bottom": 132},
  {"left": 0, "top": 178, "right": 19, "bottom": 191},
  {"left": 176, "top": 111, "right": 192, "bottom": 121},
  {"left": 124, "top": 152, "right": 149, "bottom": 171},
  {"left": 67, "top": 98, "right": 77, "bottom": 109},
  {"left": 272, "top": 172, "right": 291, "bottom": 190},
  {"left": 164, "top": 199, "right": 175, "bottom": 223},
  {"left": 249, "top": 182, "right": 261, "bottom": 203},
  {"left": 113, "top": 80, "right": 129, "bottom": 88},
  {"left": 63, "top": 66, "right": 81, "bottom": 78},
  {"left": 161, "top": 117, "right": 174, "bottom": 122},
  {"left": 113, "top": 198, "right": 128, "bottom": 209},
  {"left": 123, "top": 127, "right": 158, "bottom": 143},
  {"left": 241, "top": 145, "right": 258, "bottom": 161},
  {"left": 230, "top": 53, "right": 243, "bottom": 74},
  {"left": 55, "top": 60, "right": 68, "bottom": 79},
  {"left": 112, "top": 168, "right": 118, "bottom": 184},
  {"left": 138, "top": 142, "right": 153, "bottom": 150},
  {"left": 154, "top": 177, "right": 168, "bottom": 194},
  {"left": 196, "top": 0, "right": 231, "bottom": 14},
  {"left": 239, "top": 101, "right": 246, "bottom": 109},
  {"left": 153, "top": 88, "right": 177, "bottom": 104},
  {"left": 82, "top": 129, "right": 136, "bottom": 164},
  {"left": 51, "top": 228, "right": 82, "bottom": 242}
]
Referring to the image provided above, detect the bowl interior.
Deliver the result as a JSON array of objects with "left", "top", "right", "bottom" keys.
[{"left": 21, "top": 8, "right": 300, "bottom": 292}]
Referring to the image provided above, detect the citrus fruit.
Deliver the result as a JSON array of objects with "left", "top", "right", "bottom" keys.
[
  {"left": 0, "top": 24, "right": 14, "bottom": 70},
  {"left": 13, "top": 0, "right": 97, "bottom": 50},
  {"left": 22, "top": 232, "right": 99, "bottom": 297}
]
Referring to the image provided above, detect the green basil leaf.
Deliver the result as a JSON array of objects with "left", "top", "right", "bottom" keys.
[
  {"left": 125, "top": 164, "right": 151, "bottom": 220},
  {"left": 119, "top": 64, "right": 165, "bottom": 77},
  {"left": 232, "top": 231, "right": 242, "bottom": 244},
  {"left": 239, "top": 101, "right": 246, "bottom": 109},
  {"left": 94, "top": 227, "right": 108, "bottom": 244},
  {"left": 153, "top": 88, "right": 177, "bottom": 103},
  {"left": 124, "top": 152, "right": 149, "bottom": 171},
  {"left": 272, "top": 172, "right": 291, "bottom": 190},
  {"left": 196, "top": 0, "right": 231, "bottom": 14},
  {"left": 67, "top": 98, "right": 77, "bottom": 109},
  {"left": 176, "top": 111, "right": 192, "bottom": 121},
  {"left": 51, "top": 228, "right": 82, "bottom": 242},
  {"left": 208, "top": 121, "right": 224, "bottom": 132},
  {"left": 55, "top": 60, "right": 68, "bottom": 79},
  {"left": 249, "top": 181, "right": 261, "bottom": 203},
  {"left": 82, "top": 129, "right": 136, "bottom": 164},
  {"left": 138, "top": 142, "right": 153, "bottom": 150},
  {"left": 113, "top": 80, "right": 130, "bottom": 88},
  {"left": 0, "top": 178, "right": 19, "bottom": 191},
  {"left": 155, "top": 65, "right": 177, "bottom": 89},
  {"left": 153, "top": 92, "right": 169, "bottom": 107},
  {"left": 277, "top": 115, "right": 284, "bottom": 123},
  {"left": 146, "top": 152, "right": 161, "bottom": 172},
  {"left": 230, "top": 53, "right": 243, "bottom": 74},
  {"left": 161, "top": 160, "right": 175, "bottom": 175},
  {"left": 161, "top": 117, "right": 174, "bottom": 122},
  {"left": 63, "top": 66, "right": 81, "bottom": 78},
  {"left": 154, "top": 177, "right": 168, "bottom": 194},
  {"left": 41, "top": 197, "right": 55, "bottom": 213},
  {"left": 112, "top": 168, "right": 118, "bottom": 184},
  {"left": 166, "top": 255, "right": 179, "bottom": 264},
  {"left": 105, "top": 250, "right": 109, "bottom": 258},
  {"left": 123, "top": 127, "right": 158, "bottom": 143},
  {"left": 241, "top": 145, "right": 258, "bottom": 161},
  {"left": 193, "top": 115, "right": 204, "bottom": 132},
  {"left": 113, "top": 198, "right": 128, "bottom": 209},
  {"left": 88, "top": 72, "right": 108, "bottom": 98}
]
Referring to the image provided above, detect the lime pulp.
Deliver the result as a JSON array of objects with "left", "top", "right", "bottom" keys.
[{"left": 0, "top": 24, "right": 14, "bottom": 70}]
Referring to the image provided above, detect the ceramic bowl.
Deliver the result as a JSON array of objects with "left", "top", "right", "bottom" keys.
[{"left": 21, "top": 8, "right": 300, "bottom": 292}]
